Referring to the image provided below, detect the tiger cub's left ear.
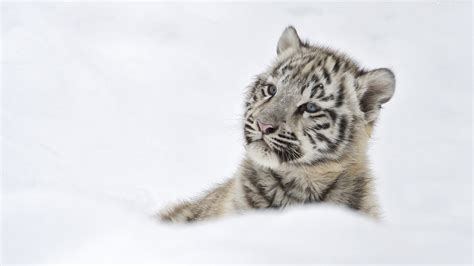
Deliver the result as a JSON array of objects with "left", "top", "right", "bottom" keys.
[
  {"left": 277, "top": 26, "right": 302, "bottom": 55},
  {"left": 356, "top": 68, "right": 395, "bottom": 123}
]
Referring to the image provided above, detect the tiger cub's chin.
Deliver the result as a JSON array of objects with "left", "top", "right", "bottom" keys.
[{"left": 246, "top": 140, "right": 281, "bottom": 169}]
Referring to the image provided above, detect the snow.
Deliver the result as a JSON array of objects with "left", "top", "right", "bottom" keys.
[{"left": 2, "top": 2, "right": 472, "bottom": 264}]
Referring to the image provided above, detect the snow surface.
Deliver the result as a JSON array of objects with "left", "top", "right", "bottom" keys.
[{"left": 2, "top": 2, "right": 472, "bottom": 264}]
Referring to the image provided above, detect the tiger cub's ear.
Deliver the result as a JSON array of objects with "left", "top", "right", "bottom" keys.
[
  {"left": 277, "top": 26, "right": 302, "bottom": 55},
  {"left": 356, "top": 68, "right": 395, "bottom": 123}
]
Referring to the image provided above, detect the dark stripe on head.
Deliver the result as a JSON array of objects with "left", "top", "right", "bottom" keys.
[
  {"left": 281, "top": 64, "right": 294, "bottom": 75},
  {"left": 300, "top": 84, "right": 309, "bottom": 95},
  {"left": 326, "top": 109, "right": 338, "bottom": 123},
  {"left": 322, "top": 68, "right": 332, "bottom": 84},
  {"left": 320, "top": 95, "right": 334, "bottom": 102},
  {"left": 310, "top": 84, "right": 323, "bottom": 98},
  {"left": 318, "top": 56, "right": 326, "bottom": 67},
  {"left": 333, "top": 59, "right": 340, "bottom": 73},
  {"left": 335, "top": 82, "right": 345, "bottom": 107},
  {"left": 311, "top": 74, "right": 320, "bottom": 84}
]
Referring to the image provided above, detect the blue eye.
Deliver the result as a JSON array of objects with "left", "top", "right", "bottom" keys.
[
  {"left": 267, "top": 85, "right": 277, "bottom": 96},
  {"left": 306, "top": 102, "right": 319, "bottom": 113}
]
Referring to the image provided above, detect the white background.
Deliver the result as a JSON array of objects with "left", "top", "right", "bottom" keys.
[{"left": 2, "top": 2, "right": 472, "bottom": 264}]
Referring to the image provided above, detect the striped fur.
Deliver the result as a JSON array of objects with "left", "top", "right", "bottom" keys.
[{"left": 159, "top": 26, "right": 394, "bottom": 223}]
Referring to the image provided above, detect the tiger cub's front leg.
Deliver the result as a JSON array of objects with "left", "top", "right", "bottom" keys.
[{"left": 159, "top": 178, "right": 238, "bottom": 222}]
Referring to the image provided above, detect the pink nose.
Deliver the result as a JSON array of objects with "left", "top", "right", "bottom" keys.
[{"left": 257, "top": 120, "right": 277, "bottom": 135}]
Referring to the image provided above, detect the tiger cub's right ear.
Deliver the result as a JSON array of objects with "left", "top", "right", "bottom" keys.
[
  {"left": 277, "top": 26, "right": 302, "bottom": 55},
  {"left": 356, "top": 68, "right": 396, "bottom": 123}
]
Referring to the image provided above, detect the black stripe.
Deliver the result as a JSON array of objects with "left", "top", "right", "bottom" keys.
[
  {"left": 320, "top": 95, "right": 334, "bottom": 102},
  {"left": 311, "top": 83, "right": 324, "bottom": 98},
  {"left": 338, "top": 115, "right": 348, "bottom": 140},
  {"left": 347, "top": 176, "right": 368, "bottom": 210},
  {"left": 269, "top": 170, "right": 299, "bottom": 202},
  {"left": 244, "top": 128, "right": 254, "bottom": 135},
  {"left": 310, "top": 86, "right": 318, "bottom": 98},
  {"left": 316, "top": 133, "right": 331, "bottom": 144},
  {"left": 335, "top": 82, "right": 345, "bottom": 107},
  {"left": 270, "top": 138, "right": 303, "bottom": 161},
  {"left": 291, "top": 71, "right": 300, "bottom": 80},
  {"left": 250, "top": 80, "right": 259, "bottom": 96},
  {"left": 333, "top": 59, "right": 340, "bottom": 73},
  {"left": 315, "top": 132, "right": 337, "bottom": 152},
  {"left": 320, "top": 176, "right": 340, "bottom": 200},
  {"left": 314, "top": 123, "right": 330, "bottom": 130},
  {"left": 277, "top": 133, "right": 297, "bottom": 141},
  {"left": 322, "top": 67, "right": 332, "bottom": 84},
  {"left": 310, "top": 113, "right": 326, "bottom": 119},
  {"left": 269, "top": 140, "right": 288, "bottom": 150},
  {"left": 244, "top": 134, "right": 252, "bottom": 144},
  {"left": 244, "top": 124, "right": 255, "bottom": 131},
  {"left": 242, "top": 185, "right": 259, "bottom": 209},
  {"left": 316, "top": 115, "right": 348, "bottom": 153},
  {"left": 300, "top": 84, "right": 307, "bottom": 95},
  {"left": 274, "top": 145, "right": 303, "bottom": 162},
  {"left": 272, "top": 61, "right": 285, "bottom": 75},
  {"left": 304, "top": 130, "right": 316, "bottom": 145},
  {"left": 355, "top": 69, "right": 366, "bottom": 78},
  {"left": 310, "top": 74, "right": 320, "bottom": 84},
  {"left": 269, "top": 170, "right": 284, "bottom": 183},
  {"left": 185, "top": 203, "right": 206, "bottom": 222},
  {"left": 246, "top": 174, "right": 272, "bottom": 206},
  {"left": 326, "top": 109, "right": 338, "bottom": 123},
  {"left": 268, "top": 189, "right": 279, "bottom": 208},
  {"left": 317, "top": 58, "right": 325, "bottom": 67},
  {"left": 281, "top": 64, "right": 294, "bottom": 74},
  {"left": 305, "top": 186, "right": 319, "bottom": 203},
  {"left": 282, "top": 178, "right": 297, "bottom": 193},
  {"left": 272, "top": 137, "right": 297, "bottom": 146},
  {"left": 316, "top": 86, "right": 326, "bottom": 99}
]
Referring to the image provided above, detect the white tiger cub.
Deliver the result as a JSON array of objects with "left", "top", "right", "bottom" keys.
[{"left": 159, "top": 26, "right": 395, "bottom": 222}]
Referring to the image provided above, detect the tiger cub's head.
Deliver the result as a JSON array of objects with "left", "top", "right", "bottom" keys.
[{"left": 244, "top": 26, "right": 395, "bottom": 168}]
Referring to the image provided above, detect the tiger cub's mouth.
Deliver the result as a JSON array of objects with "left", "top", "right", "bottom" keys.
[
  {"left": 248, "top": 138, "right": 272, "bottom": 153},
  {"left": 255, "top": 138, "right": 271, "bottom": 151}
]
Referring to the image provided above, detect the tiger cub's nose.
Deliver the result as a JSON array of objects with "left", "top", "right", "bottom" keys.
[{"left": 257, "top": 120, "right": 278, "bottom": 135}]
